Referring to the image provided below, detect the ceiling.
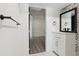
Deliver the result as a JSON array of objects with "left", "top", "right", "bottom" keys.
[{"left": 29, "top": 3, "right": 70, "bottom": 10}]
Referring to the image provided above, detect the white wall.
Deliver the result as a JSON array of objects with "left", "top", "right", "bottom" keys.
[
  {"left": 46, "top": 7, "right": 60, "bottom": 52},
  {"left": 0, "top": 3, "right": 29, "bottom": 56}
]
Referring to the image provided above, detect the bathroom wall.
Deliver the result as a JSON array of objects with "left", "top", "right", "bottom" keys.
[
  {"left": 0, "top": 3, "right": 29, "bottom": 56},
  {"left": 46, "top": 7, "right": 60, "bottom": 52}
]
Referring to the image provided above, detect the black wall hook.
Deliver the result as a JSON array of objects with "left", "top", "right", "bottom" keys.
[{"left": 0, "top": 14, "right": 20, "bottom": 25}]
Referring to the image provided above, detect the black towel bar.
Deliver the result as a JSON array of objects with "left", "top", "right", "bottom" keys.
[{"left": 0, "top": 14, "right": 20, "bottom": 25}]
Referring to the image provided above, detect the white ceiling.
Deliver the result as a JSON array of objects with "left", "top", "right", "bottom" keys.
[{"left": 29, "top": 3, "right": 70, "bottom": 10}]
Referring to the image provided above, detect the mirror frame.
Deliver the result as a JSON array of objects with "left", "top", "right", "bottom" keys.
[{"left": 60, "top": 7, "right": 77, "bottom": 33}]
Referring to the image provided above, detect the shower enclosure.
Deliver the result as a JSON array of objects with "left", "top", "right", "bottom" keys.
[{"left": 29, "top": 7, "right": 46, "bottom": 54}]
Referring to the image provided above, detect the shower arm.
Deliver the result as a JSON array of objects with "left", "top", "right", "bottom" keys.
[{"left": 0, "top": 15, "right": 20, "bottom": 25}]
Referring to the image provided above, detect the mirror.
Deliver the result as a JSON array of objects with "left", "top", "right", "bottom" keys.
[{"left": 60, "top": 7, "right": 77, "bottom": 33}]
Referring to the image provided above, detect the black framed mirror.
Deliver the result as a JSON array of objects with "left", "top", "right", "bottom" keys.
[{"left": 60, "top": 7, "right": 77, "bottom": 33}]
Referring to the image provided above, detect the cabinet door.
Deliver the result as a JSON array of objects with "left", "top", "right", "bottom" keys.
[
  {"left": 65, "top": 34, "right": 76, "bottom": 56},
  {"left": 55, "top": 37, "right": 59, "bottom": 53},
  {"left": 54, "top": 33, "right": 61, "bottom": 55},
  {"left": 58, "top": 34, "right": 65, "bottom": 56}
]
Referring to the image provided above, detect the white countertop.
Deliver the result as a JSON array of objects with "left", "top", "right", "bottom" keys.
[{"left": 52, "top": 32, "right": 77, "bottom": 35}]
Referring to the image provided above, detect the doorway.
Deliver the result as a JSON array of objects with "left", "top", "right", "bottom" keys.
[{"left": 29, "top": 7, "right": 46, "bottom": 54}]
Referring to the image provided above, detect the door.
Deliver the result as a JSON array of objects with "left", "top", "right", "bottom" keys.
[{"left": 29, "top": 7, "right": 46, "bottom": 54}]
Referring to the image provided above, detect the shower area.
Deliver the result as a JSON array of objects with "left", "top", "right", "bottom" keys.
[{"left": 29, "top": 7, "right": 46, "bottom": 54}]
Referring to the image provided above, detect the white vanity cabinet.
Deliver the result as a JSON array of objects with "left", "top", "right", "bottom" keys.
[{"left": 53, "top": 32, "right": 76, "bottom": 56}]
